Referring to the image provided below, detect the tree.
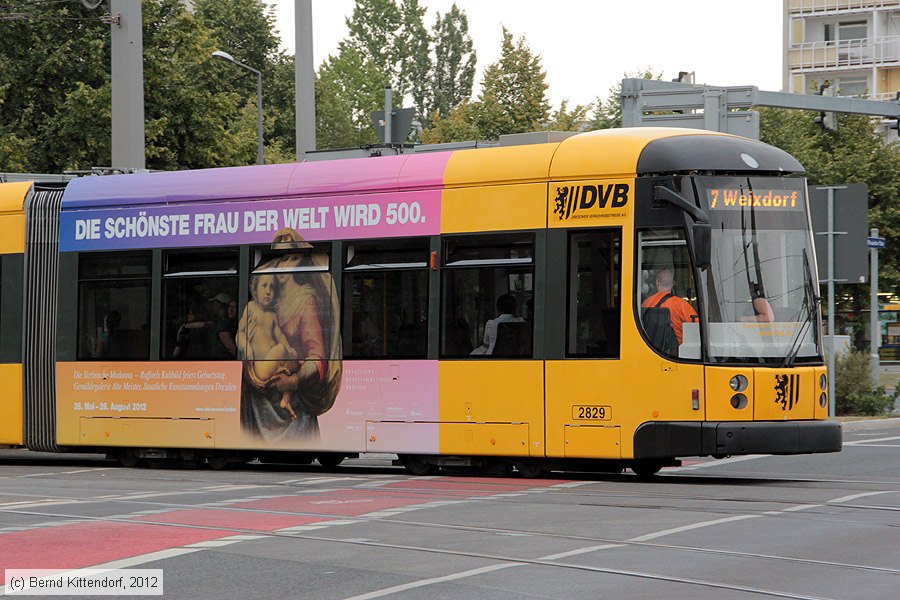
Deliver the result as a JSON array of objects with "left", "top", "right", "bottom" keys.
[
  {"left": 141, "top": 0, "right": 256, "bottom": 169},
  {"left": 419, "top": 102, "right": 480, "bottom": 144},
  {"left": 544, "top": 100, "right": 592, "bottom": 132},
  {"left": 193, "top": 0, "right": 295, "bottom": 164},
  {"left": 315, "top": 45, "right": 386, "bottom": 148},
  {"left": 317, "top": 0, "right": 433, "bottom": 148},
  {"left": 344, "top": 0, "right": 402, "bottom": 85},
  {"left": 192, "top": 0, "right": 280, "bottom": 73},
  {"left": 396, "top": 0, "right": 431, "bottom": 121},
  {"left": 472, "top": 27, "right": 549, "bottom": 140},
  {"left": 0, "top": 1, "right": 109, "bottom": 172},
  {"left": 428, "top": 4, "right": 476, "bottom": 123},
  {"left": 587, "top": 68, "right": 661, "bottom": 130},
  {"left": 0, "top": 0, "right": 280, "bottom": 172}
]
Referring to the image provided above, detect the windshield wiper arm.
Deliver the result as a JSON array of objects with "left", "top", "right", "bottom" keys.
[{"left": 782, "top": 250, "right": 819, "bottom": 368}]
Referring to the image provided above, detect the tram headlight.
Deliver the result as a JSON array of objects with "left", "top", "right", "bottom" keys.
[
  {"left": 819, "top": 392, "right": 827, "bottom": 408},
  {"left": 729, "top": 374, "right": 748, "bottom": 392},
  {"left": 730, "top": 393, "right": 748, "bottom": 410},
  {"left": 819, "top": 374, "right": 827, "bottom": 391}
]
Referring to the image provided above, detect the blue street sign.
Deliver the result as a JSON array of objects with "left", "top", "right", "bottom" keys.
[{"left": 867, "top": 236, "right": 886, "bottom": 249}]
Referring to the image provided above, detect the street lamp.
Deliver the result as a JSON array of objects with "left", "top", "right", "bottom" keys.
[{"left": 212, "top": 50, "right": 264, "bottom": 165}]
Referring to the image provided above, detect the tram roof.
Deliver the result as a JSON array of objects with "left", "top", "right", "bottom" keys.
[{"left": 60, "top": 128, "right": 803, "bottom": 211}]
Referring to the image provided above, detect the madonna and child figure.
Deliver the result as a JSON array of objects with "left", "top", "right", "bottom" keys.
[
  {"left": 238, "top": 273, "right": 299, "bottom": 419},
  {"left": 238, "top": 228, "right": 342, "bottom": 441}
]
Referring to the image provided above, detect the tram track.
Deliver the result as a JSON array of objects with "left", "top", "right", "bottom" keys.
[
  {"left": 2, "top": 474, "right": 899, "bottom": 574},
  {"left": 3, "top": 465, "right": 898, "bottom": 599},
  {"left": 2, "top": 468, "right": 899, "bottom": 520},
  {"left": 0, "top": 505, "right": 887, "bottom": 600}
]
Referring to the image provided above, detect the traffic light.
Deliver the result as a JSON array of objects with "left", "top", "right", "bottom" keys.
[
  {"left": 814, "top": 111, "right": 837, "bottom": 131},
  {"left": 814, "top": 82, "right": 837, "bottom": 132}
]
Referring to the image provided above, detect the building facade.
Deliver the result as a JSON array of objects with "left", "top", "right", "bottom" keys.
[{"left": 784, "top": 0, "right": 900, "bottom": 99}]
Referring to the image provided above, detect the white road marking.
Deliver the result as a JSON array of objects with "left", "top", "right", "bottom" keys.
[
  {"left": 829, "top": 491, "right": 895, "bottom": 504},
  {"left": 277, "top": 477, "right": 350, "bottom": 485},
  {"left": 781, "top": 504, "right": 821, "bottom": 512},
  {"left": 0, "top": 499, "right": 85, "bottom": 509},
  {"left": 16, "top": 468, "right": 115, "bottom": 478},
  {"left": 339, "top": 563, "right": 520, "bottom": 600},
  {"left": 337, "top": 499, "right": 827, "bottom": 599},
  {"left": 628, "top": 515, "right": 761, "bottom": 542},
  {"left": 844, "top": 443, "right": 900, "bottom": 448},
  {"left": 200, "top": 484, "right": 268, "bottom": 492},
  {"left": 844, "top": 435, "right": 900, "bottom": 445},
  {"left": 669, "top": 454, "right": 766, "bottom": 471},
  {"left": 540, "top": 544, "right": 624, "bottom": 560}
]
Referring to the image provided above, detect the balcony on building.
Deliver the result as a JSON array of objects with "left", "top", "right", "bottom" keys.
[{"left": 788, "top": 0, "right": 900, "bottom": 16}]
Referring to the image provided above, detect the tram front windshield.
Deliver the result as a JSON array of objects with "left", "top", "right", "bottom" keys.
[{"left": 693, "top": 176, "right": 821, "bottom": 365}]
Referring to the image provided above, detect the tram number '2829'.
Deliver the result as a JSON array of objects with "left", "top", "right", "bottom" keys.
[{"left": 572, "top": 405, "right": 611, "bottom": 420}]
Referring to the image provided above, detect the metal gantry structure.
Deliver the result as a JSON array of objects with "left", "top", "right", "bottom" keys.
[{"left": 620, "top": 77, "right": 900, "bottom": 139}]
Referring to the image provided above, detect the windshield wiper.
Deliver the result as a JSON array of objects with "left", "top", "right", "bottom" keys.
[{"left": 782, "top": 249, "right": 819, "bottom": 368}]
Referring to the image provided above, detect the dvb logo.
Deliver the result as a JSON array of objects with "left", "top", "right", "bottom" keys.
[{"left": 553, "top": 183, "right": 629, "bottom": 220}]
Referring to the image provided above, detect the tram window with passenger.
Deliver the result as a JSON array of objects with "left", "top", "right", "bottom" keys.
[
  {"left": 636, "top": 229, "right": 701, "bottom": 360},
  {"left": 441, "top": 233, "right": 534, "bottom": 358},
  {"left": 162, "top": 249, "right": 238, "bottom": 360}
]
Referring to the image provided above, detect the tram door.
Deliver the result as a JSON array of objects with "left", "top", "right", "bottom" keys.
[{"left": 545, "top": 229, "right": 625, "bottom": 459}]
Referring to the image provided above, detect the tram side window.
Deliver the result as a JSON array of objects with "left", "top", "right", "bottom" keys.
[
  {"left": 637, "top": 229, "right": 701, "bottom": 360},
  {"left": 162, "top": 250, "right": 238, "bottom": 360},
  {"left": 342, "top": 238, "right": 429, "bottom": 359},
  {"left": 441, "top": 234, "right": 534, "bottom": 358},
  {"left": 77, "top": 252, "right": 152, "bottom": 360},
  {"left": 568, "top": 230, "right": 622, "bottom": 358}
]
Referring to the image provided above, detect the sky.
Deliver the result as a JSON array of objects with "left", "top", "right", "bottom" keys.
[{"left": 262, "top": 0, "right": 784, "bottom": 109}]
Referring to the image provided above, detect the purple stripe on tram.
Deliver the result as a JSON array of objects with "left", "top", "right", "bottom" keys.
[{"left": 60, "top": 152, "right": 453, "bottom": 210}]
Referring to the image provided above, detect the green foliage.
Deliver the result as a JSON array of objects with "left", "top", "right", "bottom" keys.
[
  {"left": 834, "top": 350, "right": 896, "bottom": 415},
  {"left": 316, "top": 0, "right": 425, "bottom": 148},
  {"left": 472, "top": 27, "right": 549, "bottom": 140},
  {"left": 544, "top": 100, "right": 593, "bottom": 132},
  {"left": 0, "top": 1, "right": 109, "bottom": 171},
  {"left": 396, "top": 0, "right": 431, "bottom": 121},
  {"left": 419, "top": 102, "right": 480, "bottom": 144},
  {"left": 428, "top": 4, "right": 476, "bottom": 123},
  {"left": 193, "top": 0, "right": 280, "bottom": 72},
  {"left": 317, "top": 0, "right": 476, "bottom": 148},
  {"left": 143, "top": 0, "right": 255, "bottom": 169},
  {"left": 0, "top": 0, "right": 286, "bottom": 171},
  {"left": 587, "top": 68, "right": 661, "bottom": 130},
  {"left": 344, "top": 0, "right": 402, "bottom": 85},
  {"left": 315, "top": 45, "right": 385, "bottom": 149}
]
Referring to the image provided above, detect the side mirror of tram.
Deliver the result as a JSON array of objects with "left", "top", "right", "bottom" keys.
[
  {"left": 691, "top": 222, "right": 711, "bottom": 270},
  {"left": 653, "top": 185, "right": 712, "bottom": 270}
]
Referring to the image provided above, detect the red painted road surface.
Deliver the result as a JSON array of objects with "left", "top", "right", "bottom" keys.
[{"left": 1, "top": 477, "right": 567, "bottom": 583}]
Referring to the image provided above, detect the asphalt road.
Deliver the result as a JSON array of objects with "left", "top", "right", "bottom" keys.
[{"left": 1, "top": 419, "right": 898, "bottom": 600}]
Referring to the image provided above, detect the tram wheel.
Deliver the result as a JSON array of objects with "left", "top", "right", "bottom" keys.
[
  {"left": 400, "top": 454, "right": 438, "bottom": 476},
  {"left": 316, "top": 453, "right": 345, "bottom": 469},
  {"left": 631, "top": 460, "right": 663, "bottom": 479},
  {"left": 207, "top": 455, "right": 229, "bottom": 470},
  {"left": 116, "top": 452, "right": 139, "bottom": 468},
  {"left": 515, "top": 461, "right": 549, "bottom": 479}
]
